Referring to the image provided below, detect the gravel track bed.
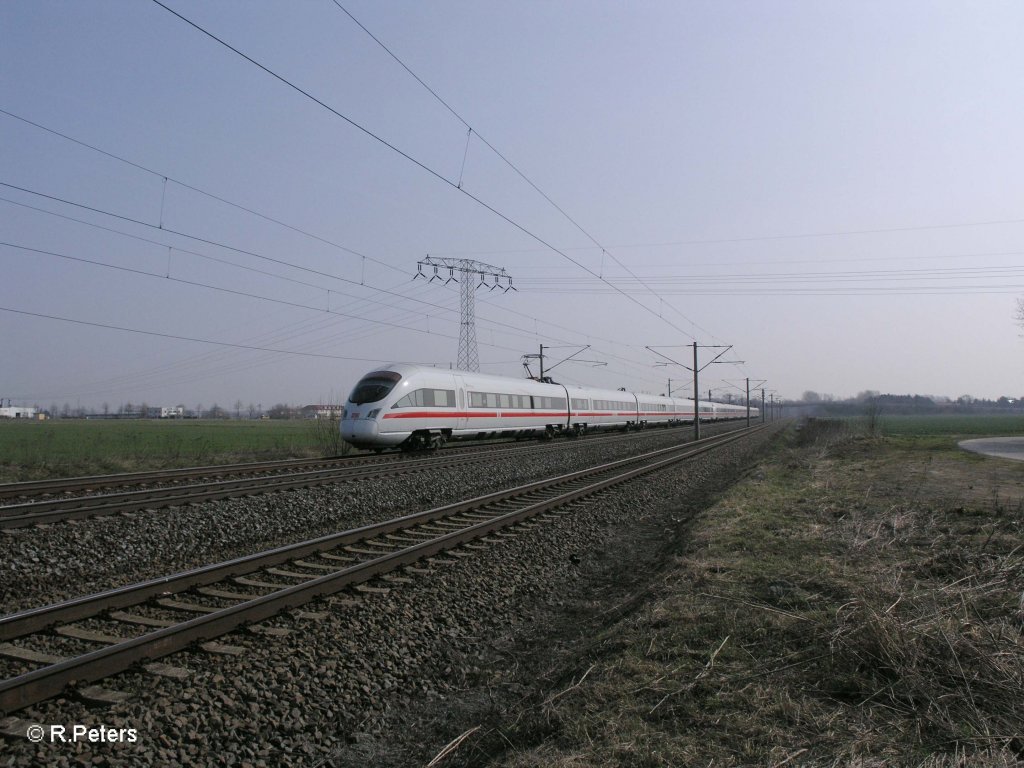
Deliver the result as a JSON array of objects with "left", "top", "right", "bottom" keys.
[
  {"left": 0, "top": 426, "right": 736, "bottom": 615},
  {"left": 0, "top": 443, "right": 515, "bottom": 504},
  {"left": 0, "top": 426, "right": 778, "bottom": 767},
  {"left": 0, "top": 431, "right": 663, "bottom": 504}
]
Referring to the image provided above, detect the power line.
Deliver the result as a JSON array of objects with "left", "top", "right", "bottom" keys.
[
  {"left": 525, "top": 285, "right": 1024, "bottom": 296},
  {"left": 425, "top": 223, "right": 1024, "bottom": 257},
  {"left": 0, "top": 107, "right": 394, "bottom": 275},
  {"left": 0, "top": 240, "right": 536, "bottom": 356},
  {"left": 0, "top": 305, "right": 436, "bottom": 362},
  {"left": 0, "top": 183, "right": 498, "bottom": 341},
  {"left": 518, "top": 263, "right": 1024, "bottom": 286},
  {"left": 511, "top": 248, "right": 1024, "bottom": 271},
  {"left": 1, "top": 181, "right": 669, "bottom": 379},
  {"left": 3, "top": 238, "right": 664, "bottom": 389},
  {"left": 0, "top": 195, "right": 462, "bottom": 326},
  {"left": 16, "top": 311, "right": 346, "bottom": 401},
  {"left": 0, "top": 183, "right": 630, "bottom": 361},
  {"left": 150, "top": 0, "right": 704, "bottom": 344},
  {"left": 0, "top": 110, "right": 602, "bottom": 367},
  {"left": 0, "top": 113, "right": 705, "bottom": 373},
  {"left": 329, "top": 1, "right": 725, "bottom": 344}
]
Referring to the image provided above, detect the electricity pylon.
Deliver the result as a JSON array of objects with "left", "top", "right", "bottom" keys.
[{"left": 414, "top": 256, "right": 515, "bottom": 372}]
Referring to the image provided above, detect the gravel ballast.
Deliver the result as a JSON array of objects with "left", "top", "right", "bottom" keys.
[
  {"left": 0, "top": 426, "right": 737, "bottom": 615},
  {"left": 0, "top": 425, "right": 779, "bottom": 766}
]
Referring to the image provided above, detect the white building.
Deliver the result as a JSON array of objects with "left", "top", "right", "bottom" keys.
[
  {"left": 160, "top": 406, "right": 185, "bottom": 419},
  {"left": 0, "top": 406, "right": 38, "bottom": 419}
]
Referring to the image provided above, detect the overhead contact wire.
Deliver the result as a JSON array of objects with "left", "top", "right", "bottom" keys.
[{"left": 150, "top": 0, "right": 701, "bottom": 343}]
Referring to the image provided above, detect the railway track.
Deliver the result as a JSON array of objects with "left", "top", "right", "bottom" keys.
[
  {"left": 0, "top": 455, "right": 363, "bottom": 501},
  {"left": 0, "top": 441, "right": 511, "bottom": 502},
  {"left": 0, "top": 423, "right": 768, "bottom": 714},
  {"left": 0, "top": 434, "right": 565, "bottom": 502},
  {"left": 0, "top": 423, "right": 727, "bottom": 528}
]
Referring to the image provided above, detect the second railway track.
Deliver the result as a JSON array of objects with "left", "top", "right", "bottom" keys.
[{"left": 0, "top": 424, "right": 723, "bottom": 528}]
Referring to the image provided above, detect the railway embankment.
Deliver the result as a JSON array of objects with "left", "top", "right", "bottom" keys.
[
  {"left": 410, "top": 419, "right": 1024, "bottom": 767},
  {"left": 0, "top": 425, "right": 776, "bottom": 766},
  {"left": 7, "top": 420, "right": 1017, "bottom": 766}
]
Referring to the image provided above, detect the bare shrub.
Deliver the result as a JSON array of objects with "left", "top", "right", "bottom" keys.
[
  {"left": 863, "top": 397, "right": 883, "bottom": 437},
  {"left": 795, "top": 418, "right": 854, "bottom": 451},
  {"left": 308, "top": 411, "right": 350, "bottom": 457}
]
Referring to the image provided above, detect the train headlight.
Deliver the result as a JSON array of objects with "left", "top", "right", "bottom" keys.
[{"left": 367, "top": 409, "right": 381, "bottom": 419}]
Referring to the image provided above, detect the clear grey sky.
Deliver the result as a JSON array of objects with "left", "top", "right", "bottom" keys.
[{"left": 2, "top": 1, "right": 1023, "bottom": 410}]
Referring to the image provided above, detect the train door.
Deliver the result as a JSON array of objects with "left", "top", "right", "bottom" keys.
[{"left": 454, "top": 375, "right": 468, "bottom": 434}]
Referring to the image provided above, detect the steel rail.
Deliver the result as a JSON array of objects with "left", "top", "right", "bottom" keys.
[
  {"left": 0, "top": 455, "right": 360, "bottom": 500},
  {"left": 0, "top": 423, "right": 719, "bottom": 528},
  {"left": 0, "top": 438, "right": 604, "bottom": 527},
  {"left": 0, "top": 425, "right": 768, "bottom": 713},
  {"left": 0, "top": 421, "right": 721, "bottom": 501},
  {"left": 0, "top": 426, "right": 758, "bottom": 639},
  {"left": 0, "top": 435, "right": 551, "bottom": 501},
  {"left": 0, "top": 442, "right": 522, "bottom": 502}
]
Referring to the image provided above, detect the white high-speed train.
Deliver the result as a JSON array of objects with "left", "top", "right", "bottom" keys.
[{"left": 340, "top": 364, "right": 755, "bottom": 451}]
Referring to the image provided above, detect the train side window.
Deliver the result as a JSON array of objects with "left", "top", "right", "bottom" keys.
[
  {"left": 392, "top": 391, "right": 418, "bottom": 408},
  {"left": 485, "top": 393, "right": 498, "bottom": 408},
  {"left": 392, "top": 388, "right": 455, "bottom": 408}
]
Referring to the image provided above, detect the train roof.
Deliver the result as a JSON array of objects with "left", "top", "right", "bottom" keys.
[{"left": 362, "top": 364, "right": 562, "bottom": 387}]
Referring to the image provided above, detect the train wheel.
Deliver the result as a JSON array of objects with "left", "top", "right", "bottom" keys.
[{"left": 401, "top": 433, "right": 428, "bottom": 452}]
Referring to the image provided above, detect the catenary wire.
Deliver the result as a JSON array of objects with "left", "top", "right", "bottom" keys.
[
  {"left": 150, "top": 0, "right": 705, "bottom": 345},
  {"left": 0, "top": 305, "right": 441, "bottom": 363},
  {"left": 0, "top": 114, "right": 737, "bottom": 377},
  {"left": 2, "top": 188, "right": 668, "bottom": 384},
  {"left": 0, "top": 182, "right": 651, "bottom": 371}
]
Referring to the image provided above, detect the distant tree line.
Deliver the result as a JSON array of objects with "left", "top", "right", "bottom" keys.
[
  {"left": 28, "top": 400, "right": 346, "bottom": 420},
  {"left": 791, "top": 390, "right": 1024, "bottom": 417}
]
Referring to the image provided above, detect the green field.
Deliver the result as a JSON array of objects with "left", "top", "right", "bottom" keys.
[
  {"left": 876, "top": 413, "right": 1024, "bottom": 437},
  {"left": 0, "top": 419, "right": 342, "bottom": 482}
]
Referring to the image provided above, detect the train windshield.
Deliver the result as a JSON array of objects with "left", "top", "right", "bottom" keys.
[{"left": 348, "top": 371, "right": 402, "bottom": 405}]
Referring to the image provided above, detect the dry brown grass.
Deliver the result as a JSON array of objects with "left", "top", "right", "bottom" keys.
[{"left": 463, "top": 422, "right": 1024, "bottom": 766}]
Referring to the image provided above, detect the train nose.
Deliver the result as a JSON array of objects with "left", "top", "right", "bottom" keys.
[{"left": 340, "top": 410, "right": 380, "bottom": 446}]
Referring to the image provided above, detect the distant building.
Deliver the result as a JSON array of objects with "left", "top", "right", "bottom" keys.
[
  {"left": 0, "top": 406, "right": 38, "bottom": 420},
  {"left": 302, "top": 404, "right": 344, "bottom": 420},
  {"left": 160, "top": 406, "right": 185, "bottom": 419}
]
